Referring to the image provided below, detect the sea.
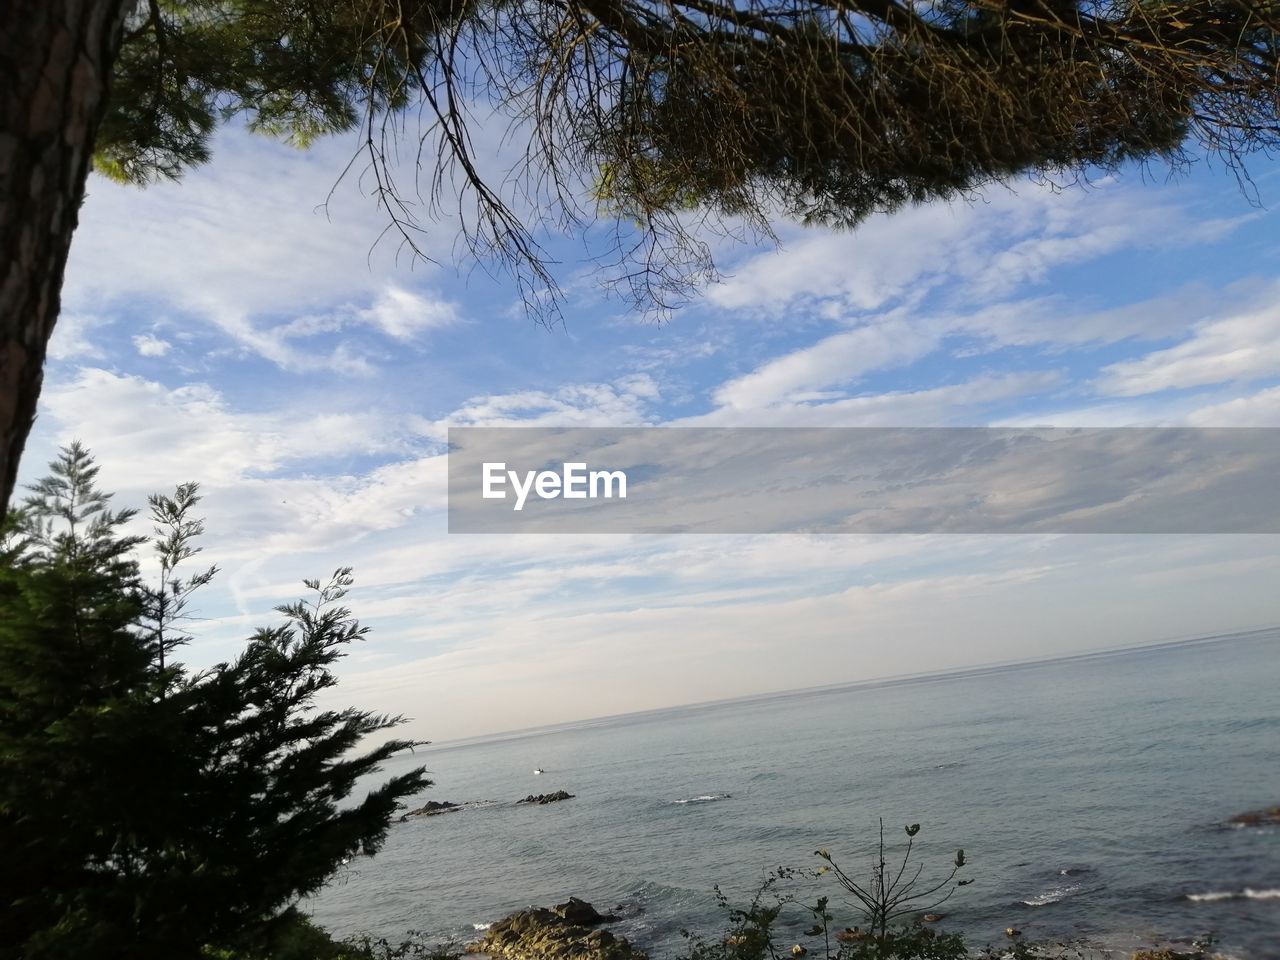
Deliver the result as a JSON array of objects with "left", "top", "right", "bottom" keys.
[{"left": 306, "top": 629, "right": 1280, "bottom": 958}]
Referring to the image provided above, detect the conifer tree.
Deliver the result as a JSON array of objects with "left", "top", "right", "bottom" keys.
[
  {"left": 0, "top": 444, "right": 430, "bottom": 960},
  {"left": 0, "top": 442, "right": 154, "bottom": 959}
]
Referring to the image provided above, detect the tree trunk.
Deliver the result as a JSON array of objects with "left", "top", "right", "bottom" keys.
[{"left": 0, "top": 0, "right": 131, "bottom": 523}]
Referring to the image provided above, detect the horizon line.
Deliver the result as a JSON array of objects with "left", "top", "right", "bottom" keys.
[{"left": 418, "top": 621, "right": 1280, "bottom": 754}]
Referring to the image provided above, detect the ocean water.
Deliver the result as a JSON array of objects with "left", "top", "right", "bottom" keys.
[{"left": 307, "top": 631, "right": 1280, "bottom": 958}]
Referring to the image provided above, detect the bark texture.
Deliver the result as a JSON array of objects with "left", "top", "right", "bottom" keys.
[{"left": 0, "top": 0, "right": 130, "bottom": 522}]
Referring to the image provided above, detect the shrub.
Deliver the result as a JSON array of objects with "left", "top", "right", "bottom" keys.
[
  {"left": 0, "top": 444, "right": 430, "bottom": 960},
  {"left": 681, "top": 821, "right": 972, "bottom": 960}
]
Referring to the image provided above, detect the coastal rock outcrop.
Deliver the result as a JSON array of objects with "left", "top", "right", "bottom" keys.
[
  {"left": 517, "top": 790, "right": 575, "bottom": 805},
  {"left": 400, "top": 800, "right": 461, "bottom": 820},
  {"left": 553, "top": 897, "right": 618, "bottom": 925},
  {"left": 466, "top": 900, "right": 645, "bottom": 960}
]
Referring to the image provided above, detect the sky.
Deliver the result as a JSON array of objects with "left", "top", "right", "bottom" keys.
[{"left": 21, "top": 125, "right": 1280, "bottom": 742}]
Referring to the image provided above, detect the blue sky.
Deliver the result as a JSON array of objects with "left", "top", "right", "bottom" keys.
[{"left": 22, "top": 127, "right": 1280, "bottom": 740}]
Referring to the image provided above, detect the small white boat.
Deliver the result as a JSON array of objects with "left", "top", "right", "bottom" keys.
[{"left": 533, "top": 767, "right": 544, "bottom": 775}]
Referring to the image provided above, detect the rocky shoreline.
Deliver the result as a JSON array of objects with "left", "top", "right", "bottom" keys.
[
  {"left": 466, "top": 898, "right": 644, "bottom": 960},
  {"left": 457, "top": 896, "right": 1237, "bottom": 960},
  {"left": 408, "top": 802, "right": 1276, "bottom": 957}
]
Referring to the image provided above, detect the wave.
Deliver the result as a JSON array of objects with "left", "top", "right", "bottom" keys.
[
  {"left": 1186, "top": 888, "right": 1280, "bottom": 902},
  {"left": 673, "top": 793, "right": 732, "bottom": 805},
  {"left": 1222, "top": 819, "right": 1277, "bottom": 831},
  {"left": 1021, "top": 883, "right": 1082, "bottom": 907},
  {"left": 472, "top": 922, "right": 493, "bottom": 931}
]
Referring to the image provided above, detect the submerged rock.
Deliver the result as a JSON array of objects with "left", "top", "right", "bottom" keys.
[
  {"left": 517, "top": 790, "right": 575, "bottom": 805},
  {"left": 466, "top": 900, "right": 645, "bottom": 960},
  {"left": 1226, "top": 805, "right": 1280, "bottom": 827}
]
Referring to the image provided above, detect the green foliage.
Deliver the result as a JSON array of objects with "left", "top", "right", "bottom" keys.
[
  {"left": 681, "top": 881, "right": 968, "bottom": 960},
  {"left": 97, "top": 0, "right": 476, "bottom": 183},
  {"left": 0, "top": 445, "right": 156, "bottom": 960},
  {"left": 0, "top": 444, "right": 430, "bottom": 960},
  {"left": 680, "top": 822, "right": 974, "bottom": 960},
  {"left": 199, "top": 909, "right": 462, "bottom": 960},
  {"left": 681, "top": 879, "right": 788, "bottom": 960},
  {"left": 343, "top": 930, "right": 464, "bottom": 960},
  {"left": 141, "top": 479, "right": 217, "bottom": 674},
  {"left": 91, "top": 0, "right": 1280, "bottom": 320},
  {"left": 198, "top": 911, "right": 463, "bottom": 960}
]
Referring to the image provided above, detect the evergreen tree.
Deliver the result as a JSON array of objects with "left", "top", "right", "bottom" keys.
[
  {"left": 140, "top": 481, "right": 217, "bottom": 677},
  {"left": 0, "top": 444, "right": 430, "bottom": 960},
  {"left": 0, "top": 442, "right": 155, "bottom": 959}
]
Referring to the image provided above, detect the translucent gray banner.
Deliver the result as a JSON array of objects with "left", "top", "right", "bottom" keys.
[{"left": 446, "top": 427, "right": 1280, "bottom": 534}]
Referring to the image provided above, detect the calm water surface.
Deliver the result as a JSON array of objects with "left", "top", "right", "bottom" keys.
[{"left": 308, "top": 631, "right": 1280, "bottom": 958}]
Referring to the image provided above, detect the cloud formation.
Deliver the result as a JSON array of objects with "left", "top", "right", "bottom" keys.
[{"left": 21, "top": 127, "right": 1280, "bottom": 739}]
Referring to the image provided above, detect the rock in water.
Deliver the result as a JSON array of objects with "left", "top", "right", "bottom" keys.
[
  {"left": 1227, "top": 805, "right": 1280, "bottom": 827},
  {"left": 517, "top": 790, "right": 575, "bottom": 805},
  {"left": 399, "top": 800, "right": 461, "bottom": 820},
  {"left": 554, "top": 897, "right": 618, "bottom": 925},
  {"left": 466, "top": 901, "right": 645, "bottom": 960}
]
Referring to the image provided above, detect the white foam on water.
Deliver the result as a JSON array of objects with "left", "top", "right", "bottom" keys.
[
  {"left": 1021, "top": 883, "right": 1082, "bottom": 906},
  {"left": 1186, "top": 888, "right": 1280, "bottom": 902},
  {"left": 673, "top": 793, "right": 731, "bottom": 804}
]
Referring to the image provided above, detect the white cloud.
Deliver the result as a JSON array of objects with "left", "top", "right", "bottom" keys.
[
  {"left": 1097, "top": 297, "right": 1280, "bottom": 396},
  {"left": 432, "top": 374, "right": 661, "bottom": 432},
  {"left": 695, "top": 372, "right": 1060, "bottom": 427},
  {"left": 330, "top": 533, "right": 1280, "bottom": 741},
  {"left": 949, "top": 285, "right": 1232, "bottom": 350},
  {"left": 29, "top": 368, "right": 414, "bottom": 495},
  {"left": 21, "top": 358, "right": 1280, "bottom": 742},
  {"left": 64, "top": 130, "right": 464, "bottom": 374},
  {"left": 133, "top": 333, "right": 172, "bottom": 357},
  {"left": 1188, "top": 384, "right": 1280, "bottom": 426},
  {"left": 47, "top": 312, "right": 107, "bottom": 361},
  {"left": 713, "top": 315, "right": 939, "bottom": 409},
  {"left": 705, "top": 180, "right": 1248, "bottom": 319},
  {"left": 358, "top": 287, "right": 458, "bottom": 340},
  {"left": 29, "top": 121, "right": 1280, "bottom": 741}
]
